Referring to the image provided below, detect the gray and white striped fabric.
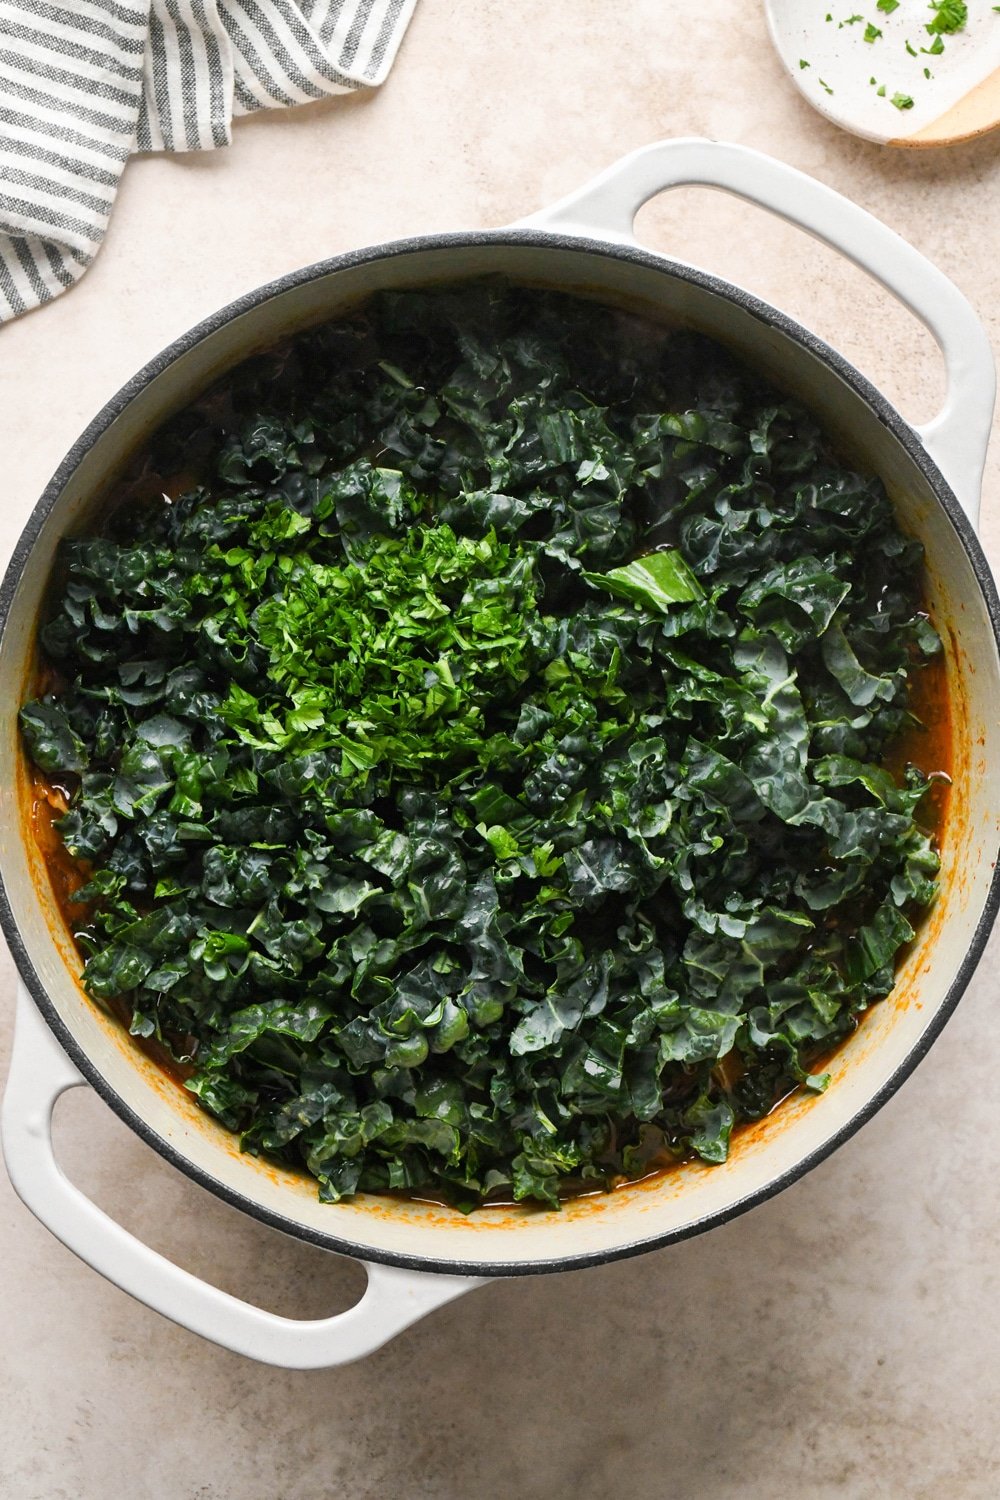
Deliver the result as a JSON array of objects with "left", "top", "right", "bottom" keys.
[{"left": 0, "top": 0, "right": 417, "bottom": 321}]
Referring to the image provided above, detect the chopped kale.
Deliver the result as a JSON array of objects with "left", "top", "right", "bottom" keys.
[{"left": 21, "top": 284, "right": 943, "bottom": 1209}]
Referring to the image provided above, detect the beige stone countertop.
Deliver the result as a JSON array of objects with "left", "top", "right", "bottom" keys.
[{"left": 2, "top": 3, "right": 1000, "bottom": 1496}]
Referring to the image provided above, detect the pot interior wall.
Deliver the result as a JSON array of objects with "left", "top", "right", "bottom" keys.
[{"left": 2, "top": 240, "right": 997, "bottom": 1272}]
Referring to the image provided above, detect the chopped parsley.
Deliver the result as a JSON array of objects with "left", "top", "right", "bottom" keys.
[
  {"left": 799, "top": 0, "right": 987, "bottom": 119},
  {"left": 926, "top": 0, "right": 967, "bottom": 33}
]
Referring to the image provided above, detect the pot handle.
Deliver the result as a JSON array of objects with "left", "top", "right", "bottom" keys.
[
  {"left": 1, "top": 986, "right": 482, "bottom": 1369},
  {"left": 517, "top": 138, "right": 995, "bottom": 527}
]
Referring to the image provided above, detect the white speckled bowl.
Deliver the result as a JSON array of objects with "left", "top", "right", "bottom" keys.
[
  {"left": 765, "top": 0, "right": 1000, "bottom": 147},
  {"left": 2, "top": 140, "right": 998, "bottom": 1368}
]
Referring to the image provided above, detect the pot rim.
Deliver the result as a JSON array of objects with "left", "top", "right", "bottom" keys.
[{"left": 2, "top": 228, "right": 999, "bottom": 1278}]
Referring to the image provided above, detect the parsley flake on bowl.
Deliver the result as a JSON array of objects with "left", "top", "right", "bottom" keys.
[{"left": 21, "top": 284, "right": 946, "bottom": 1210}]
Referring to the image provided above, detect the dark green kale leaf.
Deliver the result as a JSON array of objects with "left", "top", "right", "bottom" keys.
[{"left": 20, "top": 283, "right": 944, "bottom": 1209}]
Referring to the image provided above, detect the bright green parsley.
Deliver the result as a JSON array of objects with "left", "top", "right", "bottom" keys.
[
  {"left": 891, "top": 91, "right": 915, "bottom": 107},
  {"left": 864, "top": 21, "right": 883, "bottom": 40},
  {"left": 926, "top": 0, "right": 967, "bottom": 32}
]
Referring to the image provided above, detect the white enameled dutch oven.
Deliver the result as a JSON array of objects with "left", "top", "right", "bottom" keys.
[{"left": 2, "top": 140, "right": 999, "bottom": 1370}]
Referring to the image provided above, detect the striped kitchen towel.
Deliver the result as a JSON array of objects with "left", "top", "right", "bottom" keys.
[{"left": 0, "top": 0, "right": 417, "bottom": 322}]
